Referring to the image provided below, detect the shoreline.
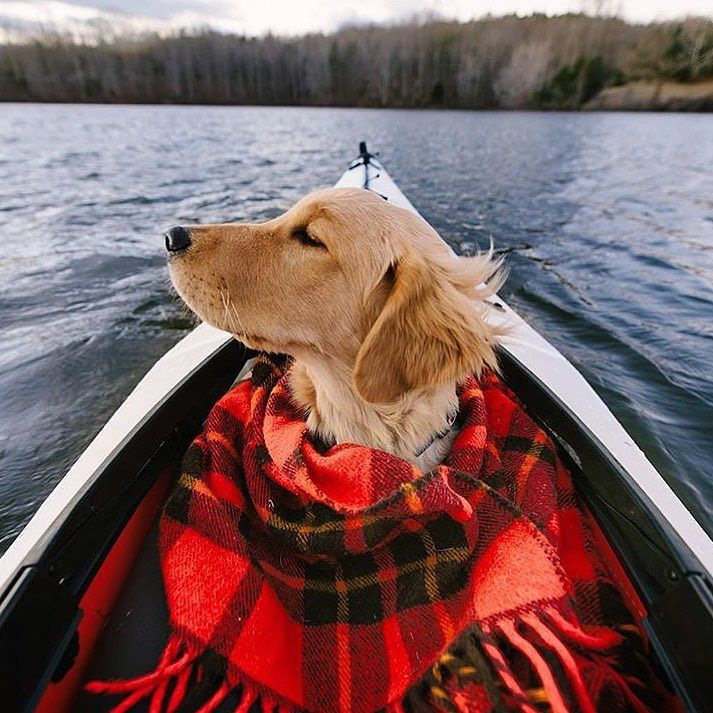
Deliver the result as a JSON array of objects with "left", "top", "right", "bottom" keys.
[
  {"left": 584, "top": 79, "right": 713, "bottom": 111},
  {"left": 2, "top": 83, "right": 713, "bottom": 113}
]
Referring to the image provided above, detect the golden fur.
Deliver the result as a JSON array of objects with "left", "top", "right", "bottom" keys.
[{"left": 168, "top": 187, "right": 504, "bottom": 469}]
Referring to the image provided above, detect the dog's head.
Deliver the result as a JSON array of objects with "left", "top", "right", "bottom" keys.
[{"left": 166, "top": 187, "right": 503, "bottom": 403}]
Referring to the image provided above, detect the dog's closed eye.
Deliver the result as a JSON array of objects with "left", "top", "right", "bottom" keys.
[{"left": 292, "top": 227, "right": 326, "bottom": 249}]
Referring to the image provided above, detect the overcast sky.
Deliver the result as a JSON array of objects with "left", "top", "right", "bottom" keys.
[{"left": 2, "top": 0, "right": 713, "bottom": 38}]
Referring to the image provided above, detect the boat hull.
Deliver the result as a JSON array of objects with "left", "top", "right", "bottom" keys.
[{"left": 0, "top": 146, "right": 711, "bottom": 712}]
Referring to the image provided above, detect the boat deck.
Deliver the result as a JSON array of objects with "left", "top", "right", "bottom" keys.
[{"left": 76, "top": 517, "right": 259, "bottom": 712}]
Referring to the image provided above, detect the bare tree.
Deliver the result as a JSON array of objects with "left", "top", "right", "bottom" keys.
[{"left": 0, "top": 15, "right": 711, "bottom": 108}]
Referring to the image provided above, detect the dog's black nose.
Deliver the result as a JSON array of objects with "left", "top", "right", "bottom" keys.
[{"left": 164, "top": 226, "right": 191, "bottom": 253}]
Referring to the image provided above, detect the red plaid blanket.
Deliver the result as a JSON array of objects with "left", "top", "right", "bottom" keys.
[{"left": 89, "top": 354, "right": 674, "bottom": 712}]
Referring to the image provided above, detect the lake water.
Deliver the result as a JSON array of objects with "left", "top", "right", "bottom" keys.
[{"left": 1, "top": 105, "right": 712, "bottom": 553}]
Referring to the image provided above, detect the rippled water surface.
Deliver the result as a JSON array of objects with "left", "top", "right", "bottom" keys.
[{"left": 1, "top": 105, "right": 712, "bottom": 551}]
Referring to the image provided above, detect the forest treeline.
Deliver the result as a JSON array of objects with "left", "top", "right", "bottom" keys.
[{"left": 1, "top": 14, "right": 712, "bottom": 108}]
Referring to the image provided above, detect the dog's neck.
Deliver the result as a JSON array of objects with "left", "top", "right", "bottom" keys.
[{"left": 289, "top": 355, "right": 458, "bottom": 471}]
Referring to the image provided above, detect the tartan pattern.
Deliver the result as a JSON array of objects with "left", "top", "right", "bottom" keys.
[{"left": 89, "top": 353, "right": 675, "bottom": 713}]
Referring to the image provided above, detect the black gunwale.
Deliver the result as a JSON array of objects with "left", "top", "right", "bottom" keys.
[{"left": 0, "top": 337, "right": 249, "bottom": 713}]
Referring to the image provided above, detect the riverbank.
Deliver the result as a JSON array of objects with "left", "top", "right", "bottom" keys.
[
  {"left": 1, "top": 15, "right": 712, "bottom": 110},
  {"left": 585, "top": 79, "right": 713, "bottom": 111}
]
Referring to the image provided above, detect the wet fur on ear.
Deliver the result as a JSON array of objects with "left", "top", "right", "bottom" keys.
[{"left": 353, "top": 249, "right": 505, "bottom": 404}]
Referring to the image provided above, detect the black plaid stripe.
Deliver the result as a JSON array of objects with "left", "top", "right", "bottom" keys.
[
  {"left": 391, "top": 529, "right": 430, "bottom": 610},
  {"left": 297, "top": 517, "right": 471, "bottom": 625},
  {"left": 302, "top": 553, "right": 384, "bottom": 625},
  {"left": 344, "top": 554, "right": 383, "bottom": 624},
  {"left": 266, "top": 496, "right": 403, "bottom": 559},
  {"left": 164, "top": 472, "right": 195, "bottom": 524},
  {"left": 391, "top": 516, "right": 470, "bottom": 612},
  {"left": 362, "top": 515, "right": 402, "bottom": 550},
  {"left": 497, "top": 433, "right": 558, "bottom": 520},
  {"left": 281, "top": 445, "right": 305, "bottom": 482},
  {"left": 303, "top": 559, "right": 338, "bottom": 624},
  {"left": 250, "top": 353, "right": 290, "bottom": 386},
  {"left": 211, "top": 403, "right": 246, "bottom": 444},
  {"left": 171, "top": 484, "right": 246, "bottom": 553},
  {"left": 267, "top": 501, "right": 347, "bottom": 553},
  {"left": 426, "top": 517, "right": 471, "bottom": 599},
  {"left": 253, "top": 442, "right": 272, "bottom": 467},
  {"left": 265, "top": 384, "right": 298, "bottom": 417},
  {"left": 501, "top": 434, "right": 557, "bottom": 471},
  {"left": 164, "top": 440, "right": 206, "bottom": 524}
]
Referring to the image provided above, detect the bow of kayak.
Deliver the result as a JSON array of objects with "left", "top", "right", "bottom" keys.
[{"left": 0, "top": 143, "right": 710, "bottom": 713}]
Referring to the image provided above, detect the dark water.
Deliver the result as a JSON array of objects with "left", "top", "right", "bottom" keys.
[{"left": 1, "top": 105, "right": 712, "bottom": 553}]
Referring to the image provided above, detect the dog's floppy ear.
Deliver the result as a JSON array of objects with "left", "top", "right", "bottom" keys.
[{"left": 353, "top": 251, "right": 503, "bottom": 404}]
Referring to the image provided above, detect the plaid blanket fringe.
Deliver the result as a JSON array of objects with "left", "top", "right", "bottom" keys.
[
  {"left": 86, "top": 607, "right": 645, "bottom": 713},
  {"left": 87, "top": 354, "right": 671, "bottom": 713},
  {"left": 86, "top": 608, "right": 652, "bottom": 713}
]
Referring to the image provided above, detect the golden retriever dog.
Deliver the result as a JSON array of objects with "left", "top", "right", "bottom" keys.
[{"left": 165, "top": 188, "right": 503, "bottom": 470}]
